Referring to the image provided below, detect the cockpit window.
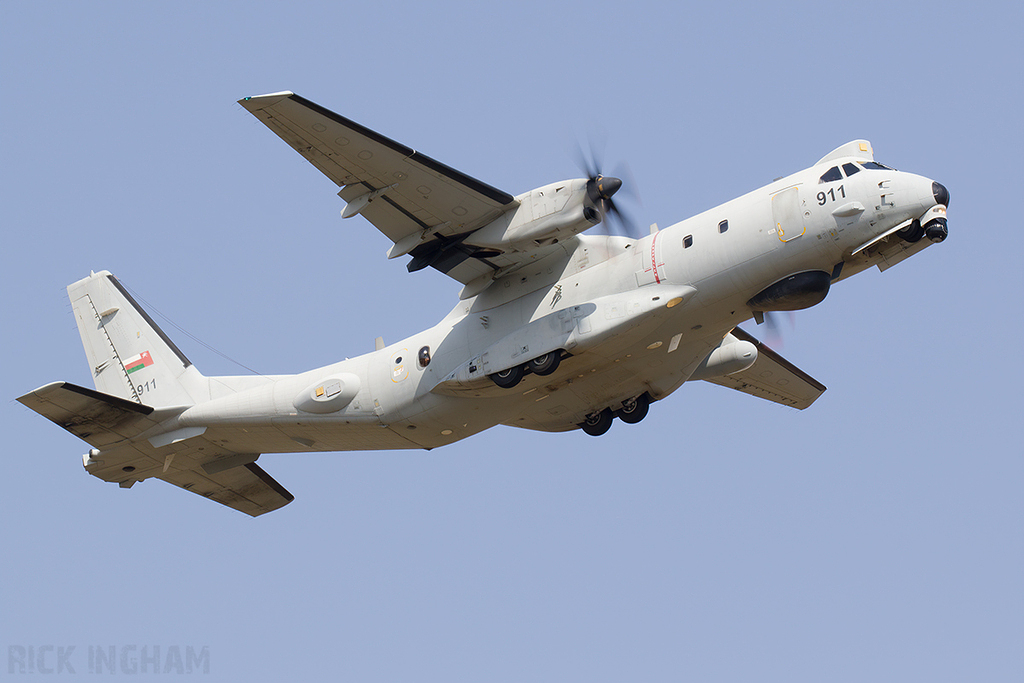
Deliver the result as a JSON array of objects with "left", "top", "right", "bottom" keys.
[
  {"left": 859, "top": 161, "right": 897, "bottom": 171},
  {"left": 818, "top": 166, "right": 842, "bottom": 183},
  {"left": 842, "top": 163, "right": 860, "bottom": 177}
]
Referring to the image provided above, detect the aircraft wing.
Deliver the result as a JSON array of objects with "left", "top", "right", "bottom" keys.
[
  {"left": 17, "top": 382, "right": 292, "bottom": 517},
  {"left": 702, "top": 328, "right": 827, "bottom": 410},
  {"left": 239, "top": 92, "right": 519, "bottom": 285}
]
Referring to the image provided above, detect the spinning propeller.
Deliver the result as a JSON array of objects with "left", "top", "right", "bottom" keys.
[
  {"left": 574, "top": 140, "right": 642, "bottom": 239},
  {"left": 761, "top": 310, "right": 795, "bottom": 349}
]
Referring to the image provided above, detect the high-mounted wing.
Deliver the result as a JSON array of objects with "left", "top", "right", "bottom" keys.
[
  {"left": 239, "top": 92, "right": 519, "bottom": 285},
  {"left": 702, "top": 328, "right": 827, "bottom": 410}
]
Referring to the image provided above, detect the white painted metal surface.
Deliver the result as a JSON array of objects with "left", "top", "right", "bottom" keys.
[{"left": 17, "top": 93, "right": 949, "bottom": 515}]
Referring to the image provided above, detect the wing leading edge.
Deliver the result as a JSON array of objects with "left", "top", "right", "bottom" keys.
[{"left": 239, "top": 92, "right": 519, "bottom": 285}]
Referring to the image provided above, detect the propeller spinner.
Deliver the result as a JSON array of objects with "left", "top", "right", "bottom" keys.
[{"left": 575, "top": 141, "right": 640, "bottom": 239}]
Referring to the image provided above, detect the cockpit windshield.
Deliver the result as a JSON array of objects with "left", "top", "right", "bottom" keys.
[
  {"left": 818, "top": 166, "right": 843, "bottom": 183},
  {"left": 859, "top": 161, "right": 897, "bottom": 171}
]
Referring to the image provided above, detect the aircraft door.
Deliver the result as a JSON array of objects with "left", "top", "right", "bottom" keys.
[{"left": 771, "top": 186, "right": 806, "bottom": 243}]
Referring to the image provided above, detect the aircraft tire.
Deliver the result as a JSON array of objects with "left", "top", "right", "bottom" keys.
[
  {"left": 490, "top": 365, "right": 525, "bottom": 389},
  {"left": 528, "top": 352, "right": 561, "bottom": 376},
  {"left": 617, "top": 394, "right": 650, "bottom": 424},
  {"left": 580, "top": 408, "right": 614, "bottom": 436},
  {"left": 898, "top": 219, "right": 924, "bottom": 243}
]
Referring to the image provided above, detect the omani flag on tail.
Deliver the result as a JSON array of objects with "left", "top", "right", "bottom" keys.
[{"left": 124, "top": 351, "right": 154, "bottom": 375}]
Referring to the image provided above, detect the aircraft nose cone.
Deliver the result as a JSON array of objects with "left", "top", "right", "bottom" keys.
[
  {"left": 597, "top": 176, "right": 622, "bottom": 199},
  {"left": 933, "top": 181, "right": 950, "bottom": 208}
]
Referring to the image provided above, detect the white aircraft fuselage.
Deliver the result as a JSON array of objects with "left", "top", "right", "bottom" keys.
[
  {"left": 18, "top": 94, "right": 948, "bottom": 516},
  {"left": 176, "top": 143, "right": 945, "bottom": 445}
]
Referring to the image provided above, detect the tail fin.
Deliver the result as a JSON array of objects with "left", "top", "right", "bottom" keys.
[{"left": 68, "top": 271, "right": 206, "bottom": 407}]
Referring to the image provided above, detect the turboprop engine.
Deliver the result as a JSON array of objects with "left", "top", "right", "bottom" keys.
[{"left": 466, "top": 175, "right": 622, "bottom": 253}]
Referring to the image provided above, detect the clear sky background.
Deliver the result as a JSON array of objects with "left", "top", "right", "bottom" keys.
[{"left": 2, "top": 1, "right": 1021, "bottom": 680}]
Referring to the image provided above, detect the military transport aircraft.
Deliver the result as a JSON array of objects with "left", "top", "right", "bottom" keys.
[{"left": 17, "top": 91, "right": 949, "bottom": 516}]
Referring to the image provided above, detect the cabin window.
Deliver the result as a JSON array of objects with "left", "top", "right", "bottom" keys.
[
  {"left": 818, "top": 166, "right": 842, "bottom": 183},
  {"left": 842, "top": 163, "right": 860, "bottom": 177},
  {"left": 718, "top": 220, "right": 729, "bottom": 233},
  {"left": 683, "top": 235, "right": 693, "bottom": 248},
  {"left": 860, "top": 161, "right": 896, "bottom": 171},
  {"left": 418, "top": 346, "right": 431, "bottom": 368}
]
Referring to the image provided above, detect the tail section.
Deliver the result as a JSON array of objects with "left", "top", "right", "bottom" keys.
[{"left": 68, "top": 271, "right": 206, "bottom": 407}]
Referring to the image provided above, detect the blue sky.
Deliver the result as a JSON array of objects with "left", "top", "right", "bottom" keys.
[{"left": 2, "top": 1, "right": 1022, "bottom": 680}]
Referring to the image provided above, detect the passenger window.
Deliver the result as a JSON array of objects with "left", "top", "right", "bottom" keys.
[
  {"left": 418, "top": 346, "right": 431, "bottom": 368},
  {"left": 718, "top": 220, "right": 729, "bottom": 233},
  {"left": 818, "top": 166, "right": 842, "bottom": 183},
  {"left": 842, "top": 163, "right": 860, "bottom": 176},
  {"left": 683, "top": 235, "right": 693, "bottom": 248}
]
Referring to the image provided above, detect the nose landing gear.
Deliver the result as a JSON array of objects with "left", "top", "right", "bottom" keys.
[{"left": 898, "top": 219, "right": 924, "bottom": 243}]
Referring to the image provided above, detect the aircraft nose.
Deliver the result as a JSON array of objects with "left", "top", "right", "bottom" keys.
[{"left": 933, "top": 181, "right": 950, "bottom": 208}]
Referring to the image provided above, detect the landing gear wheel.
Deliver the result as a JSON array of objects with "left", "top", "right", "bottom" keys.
[
  {"left": 580, "top": 408, "right": 613, "bottom": 436},
  {"left": 898, "top": 219, "right": 924, "bottom": 244},
  {"left": 490, "top": 365, "right": 524, "bottom": 389},
  {"left": 617, "top": 394, "right": 650, "bottom": 424},
  {"left": 528, "top": 352, "right": 561, "bottom": 376}
]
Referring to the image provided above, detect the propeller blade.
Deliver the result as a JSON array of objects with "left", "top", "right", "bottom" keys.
[
  {"left": 762, "top": 311, "right": 796, "bottom": 348},
  {"left": 572, "top": 138, "right": 602, "bottom": 180},
  {"left": 572, "top": 135, "right": 642, "bottom": 240},
  {"left": 605, "top": 198, "right": 640, "bottom": 239}
]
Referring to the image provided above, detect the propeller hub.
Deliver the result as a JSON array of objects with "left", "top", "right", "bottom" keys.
[
  {"left": 596, "top": 175, "right": 622, "bottom": 199},
  {"left": 586, "top": 175, "right": 623, "bottom": 206}
]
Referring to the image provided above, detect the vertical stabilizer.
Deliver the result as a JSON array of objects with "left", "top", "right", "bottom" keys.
[{"left": 68, "top": 271, "right": 206, "bottom": 406}]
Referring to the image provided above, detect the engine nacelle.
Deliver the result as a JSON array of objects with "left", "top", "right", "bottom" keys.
[{"left": 467, "top": 179, "right": 599, "bottom": 252}]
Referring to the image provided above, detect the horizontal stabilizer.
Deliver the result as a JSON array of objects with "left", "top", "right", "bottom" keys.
[
  {"left": 17, "top": 382, "right": 292, "bottom": 517},
  {"left": 158, "top": 460, "right": 293, "bottom": 517},
  {"left": 16, "top": 382, "right": 182, "bottom": 449},
  {"left": 702, "top": 328, "right": 826, "bottom": 410}
]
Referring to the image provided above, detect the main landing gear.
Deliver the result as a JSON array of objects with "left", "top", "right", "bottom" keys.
[
  {"left": 579, "top": 393, "right": 653, "bottom": 436},
  {"left": 488, "top": 351, "right": 563, "bottom": 389}
]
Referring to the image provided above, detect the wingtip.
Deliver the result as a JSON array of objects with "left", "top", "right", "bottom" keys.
[{"left": 238, "top": 91, "right": 295, "bottom": 109}]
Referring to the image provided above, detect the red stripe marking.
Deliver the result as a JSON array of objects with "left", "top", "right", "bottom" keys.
[{"left": 650, "top": 231, "right": 662, "bottom": 284}]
